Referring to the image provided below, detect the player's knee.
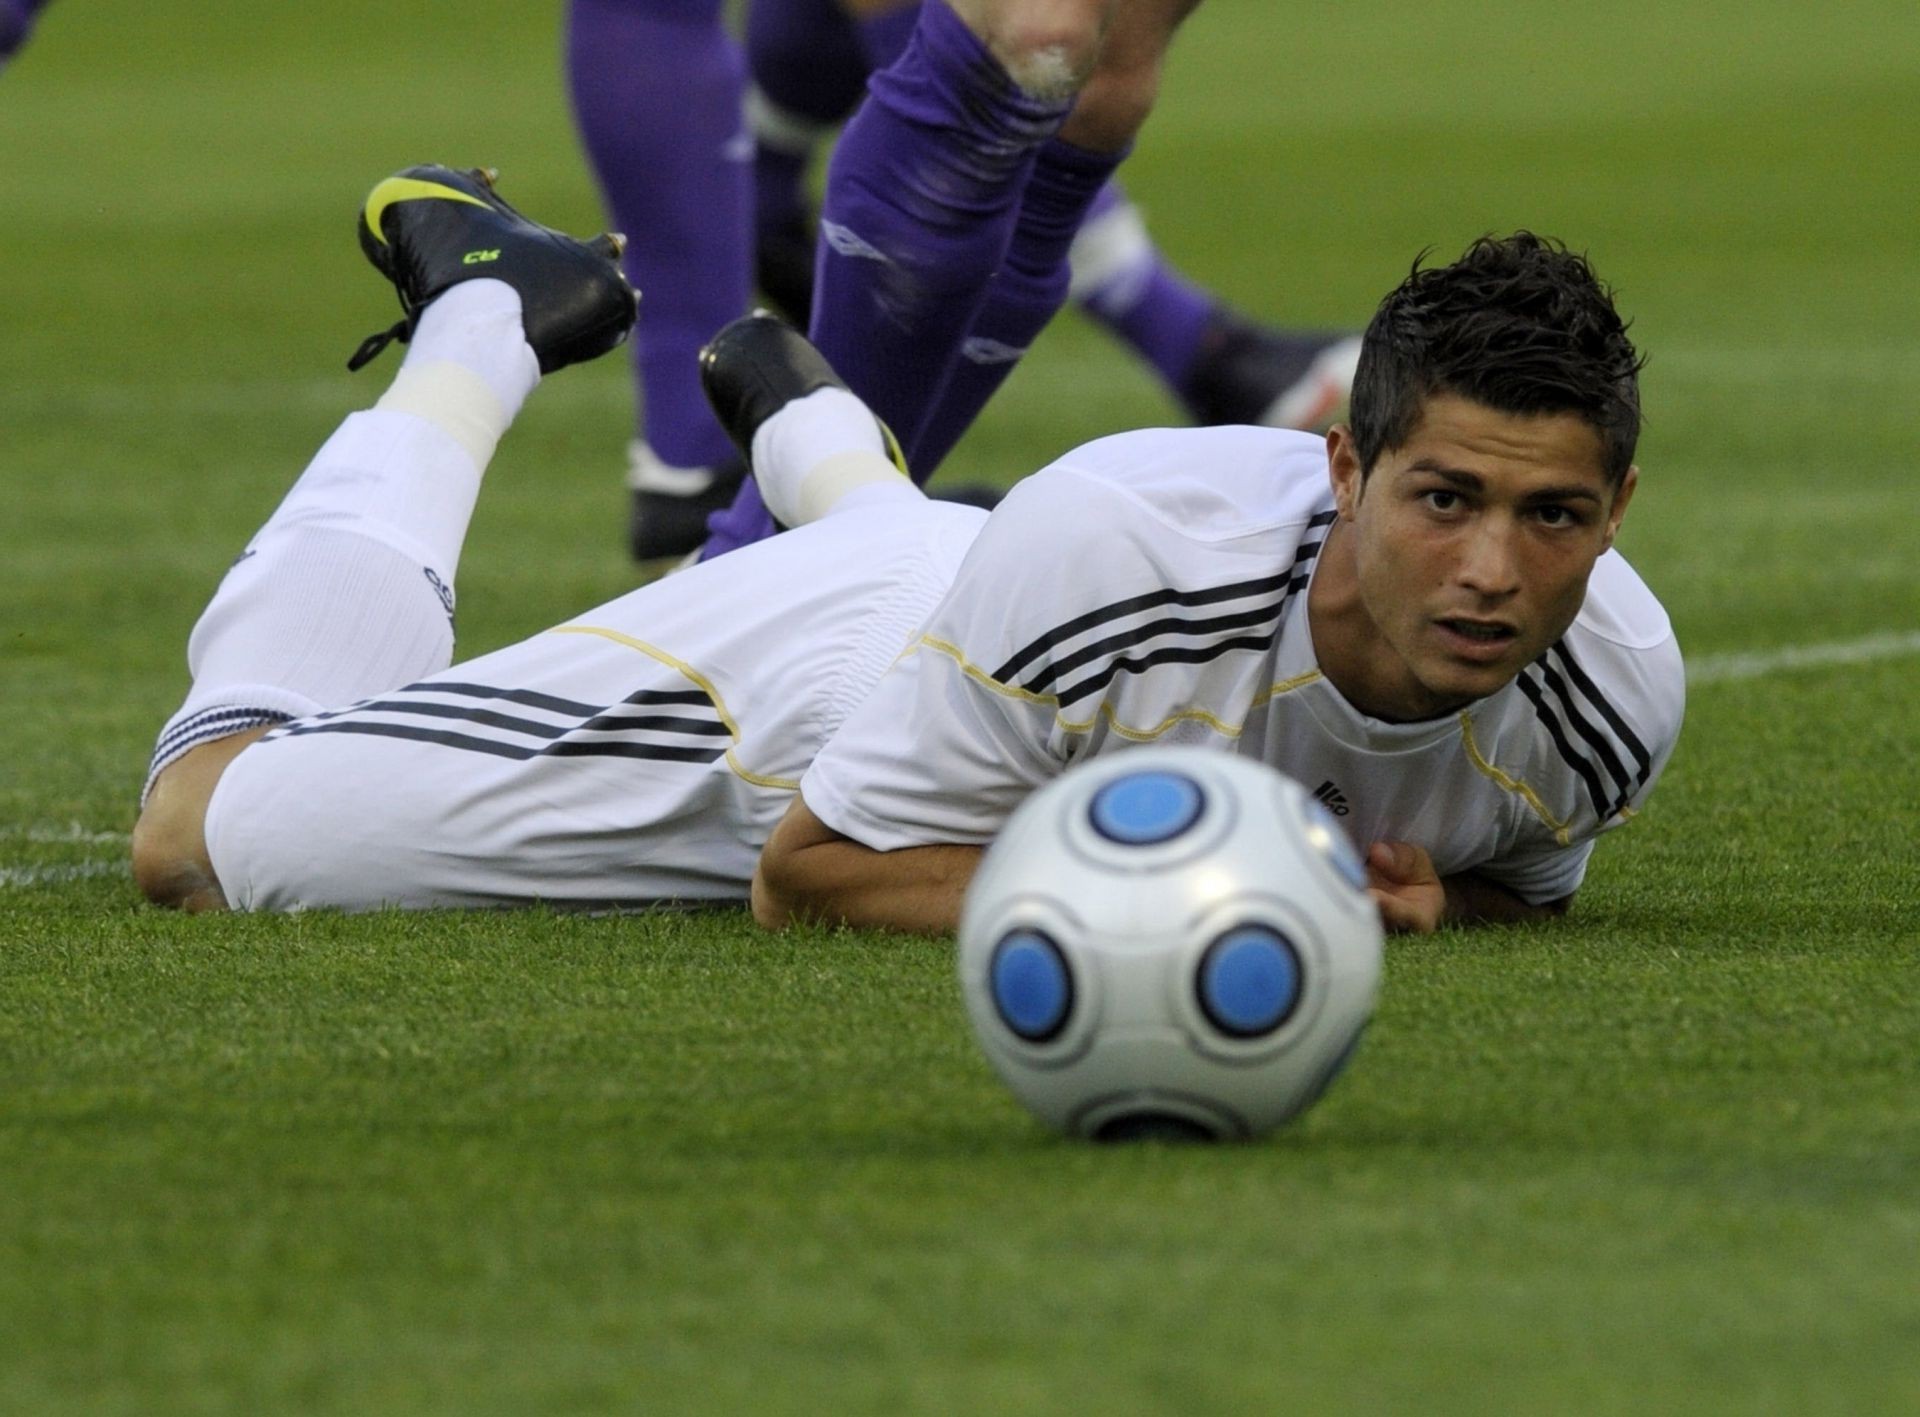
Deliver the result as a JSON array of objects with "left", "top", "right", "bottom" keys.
[
  {"left": 1059, "top": 35, "right": 1166, "bottom": 149},
  {"left": 966, "top": 0, "right": 1108, "bottom": 99}
]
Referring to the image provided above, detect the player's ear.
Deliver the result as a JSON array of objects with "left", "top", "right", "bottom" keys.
[
  {"left": 1601, "top": 464, "right": 1638, "bottom": 552},
  {"left": 1326, "top": 424, "right": 1364, "bottom": 520}
]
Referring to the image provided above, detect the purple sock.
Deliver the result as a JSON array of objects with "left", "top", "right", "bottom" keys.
[
  {"left": 567, "top": 0, "right": 747, "bottom": 472},
  {"left": 909, "top": 138, "right": 1127, "bottom": 473},
  {"left": 753, "top": 144, "right": 811, "bottom": 240},
  {"left": 0, "top": 0, "right": 51, "bottom": 59},
  {"left": 705, "top": 0, "right": 1073, "bottom": 557},
  {"left": 746, "top": 0, "right": 867, "bottom": 235},
  {"left": 809, "top": 0, "right": 1071, "bottom": 450},
  {"left": 855, "top": 5, "right": 920, "bottom": 69},
  {"left": 1071, "top": 182, "right": 1218, "bottom": 392}
]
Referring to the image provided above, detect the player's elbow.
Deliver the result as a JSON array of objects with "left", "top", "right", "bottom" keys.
[
  {"left": 749, "top": 859, "right": 800, "bottom": 930},
  {"left": 750, "top": 833, "right": 830, "bottom": 930},
  {"left": 130, "top": 812, "right": 227, "bottom": 913}
]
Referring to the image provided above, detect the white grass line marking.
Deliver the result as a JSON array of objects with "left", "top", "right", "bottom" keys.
[
  {"left": 9, "top": 823, "right": 131, "bottom": 845},
  {"left": 1688, "top": 630, "right": 1920, "bottom": 685},
  {"left": 0, "top": 861, "right": 127, "bottom": 888}
]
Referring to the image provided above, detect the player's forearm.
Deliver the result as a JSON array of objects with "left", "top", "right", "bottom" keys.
[
  {"left": 752, "top": 838, "right": 983, "bottom": 934},
  {"left": 1441, "top": 872, "right": 1572, "bottom": 927}
]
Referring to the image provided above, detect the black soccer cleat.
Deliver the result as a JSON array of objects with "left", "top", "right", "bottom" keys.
[
  {"left": 348, "top": 164, "right": 638, "bottom": 375},
  {"left": 697, "top": 312, "right": 907, "bottom": 477},
  {"left": 1179, "top": 313, "right": 1362, "bottom": 432}
]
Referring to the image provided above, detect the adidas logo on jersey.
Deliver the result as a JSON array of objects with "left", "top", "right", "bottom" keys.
[{"left": 1311, "top": 779, "right": 1351, "bottom": 816}]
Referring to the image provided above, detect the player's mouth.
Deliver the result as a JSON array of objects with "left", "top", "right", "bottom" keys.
[{"left": 1432, "top": 617, "right": 1519, "bottom": 662}]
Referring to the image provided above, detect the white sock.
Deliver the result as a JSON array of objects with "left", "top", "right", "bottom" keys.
[
  {"left": 749, "top": 387, "right": 923, "bottom": 526},
  {"left": 144, "top": 280, "right": 537, "bottom": 799},
  {"left": 376, "top": 278, "right": 540, "bottom": 465},
  {"left": 745, "top": 85, "right": 833, "bottom": 160},
  {"left": 1067, "top": 195, "right": 1155, "bottom": 316}
]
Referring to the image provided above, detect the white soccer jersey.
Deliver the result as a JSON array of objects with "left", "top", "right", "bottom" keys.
[{"left": 802, "top": 425, "right": 1684, "bottom": 904}]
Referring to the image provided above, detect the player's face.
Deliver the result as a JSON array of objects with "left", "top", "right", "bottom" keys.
[{"left": 1326, "top": 394, "right": 1636, "bottom": 719}]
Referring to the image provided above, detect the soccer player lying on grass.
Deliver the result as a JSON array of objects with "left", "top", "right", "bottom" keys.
[{"left": 132, "top": 166, "right": 1684, "bottom": 934}]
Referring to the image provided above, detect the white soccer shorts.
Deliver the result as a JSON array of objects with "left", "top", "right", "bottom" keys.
[{"left": 203, "top": 502, "right": 984, "bottom": 911}]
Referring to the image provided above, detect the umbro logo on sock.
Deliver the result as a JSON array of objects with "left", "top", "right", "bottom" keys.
[
  {"left": 1312, "top": 779, "right": 1351, "bottom": 816},
  {"left": 819, "top": 220, "right": 888, "bottom": 263}
]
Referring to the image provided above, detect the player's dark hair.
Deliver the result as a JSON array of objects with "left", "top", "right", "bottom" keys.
[{"left": 1349, "top": 233, "right": 1645, "bottom": 484}]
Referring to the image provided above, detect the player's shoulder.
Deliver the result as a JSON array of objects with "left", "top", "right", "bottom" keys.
[
  {"left": 990, "top": 422, "right": 1336, "bottom": 564},
  {"left": 1559, "top": 548, "right": 1685, "bottom": 750},
  {"left": 928, "top": 426, "right": 1331, "bottom": 672},
  {"left": 1019, "top": 424, "right": 1335, "bottom": 546},
  {"left": 1492, "top": 548, "right": 1684, "bottom": 841}
]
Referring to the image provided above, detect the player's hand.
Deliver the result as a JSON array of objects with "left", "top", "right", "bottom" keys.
[{"left": 1366, "top": 840, "right": 1445, "bottom": 934}]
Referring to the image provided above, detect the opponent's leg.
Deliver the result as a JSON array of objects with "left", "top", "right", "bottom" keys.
[
  {"left": 0, "top": 0, "right": 52, "bottom": 68},
  {"left": 702, "top": 0, "right": 1100, "bottom": 553},
  {"left": 901, "top": 0, "right": 1199, "bottom": 470},
  {"left": 1068, "top": 181, "right": 1215, "bottom": 393},
  {"left": 744, "top": 0, "right": 867, "bottom": 321},
  {"left": 903, "top": 132, "right": 1122, "bottom": 472},
  {"left": 807, "top": 0, "right": 1095, "bottom": 435},
  {"left": 567, "top": 0, "right": 754, "bottom": 562},
  {"left": 1070, "top": 183, "right": 1360, "bottom": 429},
  {"left": 135, "top": 168, "right": 634, "bottom": 910}
]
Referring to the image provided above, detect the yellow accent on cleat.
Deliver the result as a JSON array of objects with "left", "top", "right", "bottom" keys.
[
  {"left": 877, "top": 417, "right": 910, "bottom": 479},
  {"left": 461, "top": 249, "right": 501, "bottom": 265},
  {"left": 362, "top": 177, "right": 492, "bottom": 248}
]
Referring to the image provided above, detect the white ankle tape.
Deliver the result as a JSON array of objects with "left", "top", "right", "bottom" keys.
[
  {"left": 787, "top": 450, "right": 919, "bottom": 527},
  {"left": 376, "top": 359, "right": 512, "bottom": 469}
]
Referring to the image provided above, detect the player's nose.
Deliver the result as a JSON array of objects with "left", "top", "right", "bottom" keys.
[{"left": 1455, "top": 522, "right": 1522, "bottom": 597}]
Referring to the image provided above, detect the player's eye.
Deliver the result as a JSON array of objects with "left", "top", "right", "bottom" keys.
[
  {"left": 1533, "top": 504, "right": 1582, "bottom": 528},
  {"left": 1420, "top": 489, "right": 1462, "bottom": 513}
]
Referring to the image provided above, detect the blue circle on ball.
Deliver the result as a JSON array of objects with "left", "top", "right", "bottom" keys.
[
  {"left": 1089, "top": 771, "right": 1206, "bottom": 846},
  {"left": 1197, "top": 927, "right": 1302, "bottom": 1037},
  {"left": 990, "top": 930, "right": 1073, "bottom": 1042}
]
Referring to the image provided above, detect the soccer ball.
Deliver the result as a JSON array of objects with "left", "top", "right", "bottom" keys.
[{"left": 957, "top": 746, "right": 1383, "bottom": 1141}]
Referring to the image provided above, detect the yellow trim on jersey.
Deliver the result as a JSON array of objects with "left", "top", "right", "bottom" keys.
[
  {"left": 362, "top": 177, "right": 491, "bottom": 248},
  {"left": 918, "top": 634, "right": 1061, "bottom": 708},
  {"left": 1254, "top": 669, "right": 1323, "bottom": 705},
  {"left": 914, "top": 633, "right": 1264, "bottom": 742},
  {"left": 720, "top": 752, "right": 801, "bottom": 792},
  {"left": 1456, "top": 710, "right": 1572, "bottom": 846},
  {"left": 549, "top": 624, "right": 800, "bottom": 792}
]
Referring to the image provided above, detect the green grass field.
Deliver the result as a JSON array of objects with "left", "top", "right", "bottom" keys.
[{"left": 3, "top": 1, "right": 1918, "bottom": 1410}]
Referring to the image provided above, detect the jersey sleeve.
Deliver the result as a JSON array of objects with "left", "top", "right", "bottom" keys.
[
  {"left": 800, "top": 466, "right": 1159, "bottom": 852},
  {"left": 1473, "top": 619, "right": 1686, "bottom": 906},
  {"left": 1472, "top": 835, "right": 1598, "bottom": 905}
]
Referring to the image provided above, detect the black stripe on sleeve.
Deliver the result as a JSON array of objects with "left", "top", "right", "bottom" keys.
[
  {"left": 392, "top": 680, "right": 607, "bottom": 717},
  {"left": 1533, "top": 657, "right": 1634, "bottom": 804},
  {"left": 1516, "top": 670, "right": 1613, "bottom": 822},
  {"left": 991, "top": 513, "right": 1333, "bottom": 684},
  {"left": 1549, "top": 642, "right": 1653, "bottom": 784},
  {"left": 572, "top": 710, "right": 732, "bottom": 737},
  {"left": 1053, "top": 624, "right": 1290, "bottom": 708},
  {"left": 1018, "top": 585, "right": 1302, "bottom": 696}
]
